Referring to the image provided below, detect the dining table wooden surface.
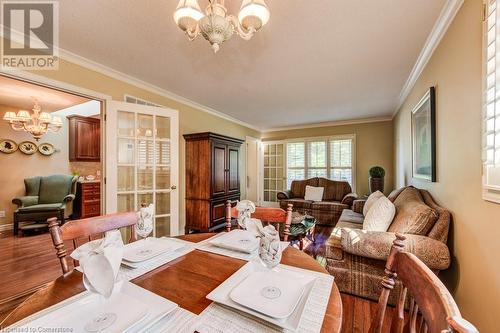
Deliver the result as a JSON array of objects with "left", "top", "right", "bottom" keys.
[{"left": 1, "top": 233, "right": 343, "bottom": 332}]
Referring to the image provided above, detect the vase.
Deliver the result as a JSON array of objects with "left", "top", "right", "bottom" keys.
[{"left": 369, "top": 177, "right": 385, "bottom": 193}]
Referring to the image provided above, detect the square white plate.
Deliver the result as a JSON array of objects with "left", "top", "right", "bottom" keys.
[
  {"left": 123, "top": 237, "right": 185, "bottom": 263},
  {"left": 206, "top": 260, "right": 318, "bottom": 331},
  {"left": 208, "top": 230, "right": 259, "bottom": 254},
  {"left": 11, "top": 281, "right": 178, "bottom": 333},
  {"left": 230, "top": 270, "right": 306, "bottom": 319}
]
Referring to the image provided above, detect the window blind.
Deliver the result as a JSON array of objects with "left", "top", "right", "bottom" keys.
[{"left": 485, "top": 0, "right": 500, "bottom": 166}]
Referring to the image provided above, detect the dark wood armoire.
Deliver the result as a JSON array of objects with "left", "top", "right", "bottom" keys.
[{"left": 184, "top": 132, "right": 244, "bottom": 233}]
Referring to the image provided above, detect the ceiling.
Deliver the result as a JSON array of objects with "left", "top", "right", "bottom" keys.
[
  {"left": 0, "top": 76, "right": 90, "bottom": 112},
  {"left": 57, "top": 0, "right": 447, "bottom": 130}
]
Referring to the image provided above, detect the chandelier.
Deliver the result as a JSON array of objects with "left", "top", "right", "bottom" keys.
[
  {"left": 174, "top": 0, "right": 270, "bottom": 53},
  {"left": 2, "top": 101, "right": 63, "bottom": 141}
]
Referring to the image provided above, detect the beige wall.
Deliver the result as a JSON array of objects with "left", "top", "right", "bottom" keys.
[
  {"left": 262, "top": 121, "right": 394, "bottom": 196},
  {"left": 3, "top": 57, "right": 260, "bottom": 233},
  {"left": 0, "top": 105, "right": 72, "bottom": 224},
  {"left": 394, "top": 1, "right": 498, "bottom": 331}
]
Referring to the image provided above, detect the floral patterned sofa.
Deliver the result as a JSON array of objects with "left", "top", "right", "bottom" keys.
[{"left": 325, "top": 186, "right": 451, "bottom": 303}]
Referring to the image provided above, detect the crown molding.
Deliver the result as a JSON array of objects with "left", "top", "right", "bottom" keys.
[
  {"left": 0, "top": 26, "right": 260, "bottom": 131},
  {"left": 395, "top": 0, "right": 464, "bottom": 115},
  {"left": 57, "top": 49, "right": 261, "bottom": 131},
  {"left": 262, "top": 116, "right": 393, "bottom": 133}
]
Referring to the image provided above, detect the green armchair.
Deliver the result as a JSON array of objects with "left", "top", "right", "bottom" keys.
[{"left": 12, "top": 175, "right": 77, "bottom": 235}]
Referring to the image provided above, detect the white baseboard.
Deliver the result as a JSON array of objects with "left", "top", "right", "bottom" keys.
[{"left": 0, "top": 224, "right": 13, "bottom": 232}]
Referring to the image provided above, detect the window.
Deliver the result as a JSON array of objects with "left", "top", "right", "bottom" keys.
[
  {"left": 483, "top": 0, "right": 500, "bottom": 203},
  {"left": 263, "top": 143, "right": 285, "bottom": 203},
  {"left": 286, "top": 136, "right": 355, "bottom": 188}
]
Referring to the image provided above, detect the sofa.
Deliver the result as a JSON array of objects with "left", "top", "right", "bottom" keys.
[
  {"left": 325, "top": 186, "right": 451, "bottom": 303},
  {"left": 277, "top": 177, "right": 357, "bottom": 226},
  {"left": 12, "top": 175, "right": 77, "bottom": 235}
]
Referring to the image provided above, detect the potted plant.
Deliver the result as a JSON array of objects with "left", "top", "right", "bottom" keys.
[{"left": 369, "top": 166, "right": 385, "bottom": 193}]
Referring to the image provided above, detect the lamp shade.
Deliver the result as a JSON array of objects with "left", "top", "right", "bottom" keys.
[
  {"left": 3, "top": 111, "right": 17, "bottom": 121},
  {"left": 174, "top": 0, "right": 204, "bottom": 31},
  {"left": 51, "top": 116, "right": 63, "bottom": 126},
  {"left": 16, "top": 110, "right": 31, "bottom": 122},
  {"left": 238, "top": 0, "right": 270, "bottom": 31},
  {"left": 39, "top": 112, "right": 52, "bottom": 123}
]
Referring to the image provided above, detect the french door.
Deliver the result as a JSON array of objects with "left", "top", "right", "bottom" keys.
[{"left": 105, "top": 101, "right": 179, "bottom": 236}]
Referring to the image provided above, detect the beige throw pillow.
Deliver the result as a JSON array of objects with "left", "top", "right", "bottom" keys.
[
  {"left": 304, "top": 186, "right": 324, "bottom": 201},
  {"left": 363, "top": 190, "right": 385, "bottom": 216},
  {"left": 363, "top": 196, "right": 396, "bottom": 232}
]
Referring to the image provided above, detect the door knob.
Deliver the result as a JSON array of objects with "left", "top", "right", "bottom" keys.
[{"left": 171, "top": 185, "right": 177, "bottom": 190}]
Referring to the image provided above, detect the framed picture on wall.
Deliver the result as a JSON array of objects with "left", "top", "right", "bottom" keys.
[{"left": 412, "top": 87, "right": 436, "bottom": 182}]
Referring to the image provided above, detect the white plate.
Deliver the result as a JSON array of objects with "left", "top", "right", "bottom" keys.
[
  {"left": 230, "top": 270, "right": 306, "bottom": 319},
  {"left": 123, "top": 237, "right": 185, "bottom": 263},
  {"left": 208, "top": 230, "right": 259, "bottom": 254},
  {"left": 12, "top": 281, "right": 178, "bottom": 333},
  {"left": 206, "top": 260, "right": 319, "bottom": 331}
]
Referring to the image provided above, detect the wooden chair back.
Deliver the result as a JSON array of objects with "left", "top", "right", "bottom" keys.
[
  {"left": 48, "top": 212, "right": 138, "bottom": 275},
  {"left": 225, "top": 201, "right": 293, "bottom": 241},
  {"left": 369, "top": 234, "right": 479, "bottom": 333}
]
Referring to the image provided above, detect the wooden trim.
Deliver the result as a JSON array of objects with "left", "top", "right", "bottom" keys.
[{"left": 183, "top": 132, "right": 245, "bottom": 144}]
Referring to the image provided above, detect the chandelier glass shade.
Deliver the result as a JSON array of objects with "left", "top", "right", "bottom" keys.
[
  {"left": 174, "top": 0, "right": 270, "bottom": 53},
  {"left": 3, "top": 102, "right": 63, "bottom": 141}
]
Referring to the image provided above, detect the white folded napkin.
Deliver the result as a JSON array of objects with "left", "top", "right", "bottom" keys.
[
  {"left": 136, "top": 204, "right": 154, "bottom": 238},
  {"left": 236, "top": 200, "right": 256, "bottom": 229},
  {"left": 71, "top": 230, "right": 124, "bottom": 298}
]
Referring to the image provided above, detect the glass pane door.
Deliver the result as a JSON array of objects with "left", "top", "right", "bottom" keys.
[
  {"left": 262, "top": 143, "right": 285, "bottom": 206},
  {"left": 106, "top": 101, "right": 179, "bottom": 236}
]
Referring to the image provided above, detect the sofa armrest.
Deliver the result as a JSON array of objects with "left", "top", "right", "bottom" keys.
[
  {"left": 277, "top": 190, "right": 292, "bottom": 200},
  {"left": 340, "top": 229, "right": 450, "bottom": 270},
  {"left": 341, "top": 193, "right": 358, "bottom": 206},
  {"left": 352, "top": 199, "right": 366, "bottom": 214},
  {"left": 63, "top": 194, "right": 76, "bottom": 203},
  {"left": 12, "top": 196, "right": 38, "bottom": 208}
]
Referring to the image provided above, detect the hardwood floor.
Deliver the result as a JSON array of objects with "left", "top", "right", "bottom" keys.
[{"left": 0, "top": 230, "right": 393, "bottom": 332}]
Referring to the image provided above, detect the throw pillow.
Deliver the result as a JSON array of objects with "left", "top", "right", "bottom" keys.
[
  {"left": 363, "top": 190, "right": 385, "bottom": 216},
  {"left": 304, "top": 186, "right": 324, "bottom": 201},
  {"left": 363, "top": 196, "right": 396, "bottom": 232},
  {"left": 388, "top": 187, "right": 438, "bottom": 235}
]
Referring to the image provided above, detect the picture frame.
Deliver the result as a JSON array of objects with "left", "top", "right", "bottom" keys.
[{"left": 412, "top": 87, "right": 436, "bottom": 182}]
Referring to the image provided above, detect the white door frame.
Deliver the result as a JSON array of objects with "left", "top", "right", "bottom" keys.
[
  {"left": 106, "top": 101, "right": 179, "bottom": 236},
  {"left": 245, "top": 136, "right": 262, "bottom": 204}
]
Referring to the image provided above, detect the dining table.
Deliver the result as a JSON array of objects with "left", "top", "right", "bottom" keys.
[{"left": 1, "top": 233, "right": 343, "bottom": 332}]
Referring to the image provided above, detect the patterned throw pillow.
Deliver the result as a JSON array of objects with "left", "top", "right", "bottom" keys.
[{"left": 388, "top": 187, "right": 438, "bottom": 235}]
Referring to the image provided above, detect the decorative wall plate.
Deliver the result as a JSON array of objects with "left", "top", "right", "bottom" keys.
[
  {"left": 19, "top": 141, "right": 37, "bottom": 155},
  {"left": 0, "top": 139, "right": 18, "bottom": 154},
  {"left": 38, "top": 143, "right": 55, "bottom": 156}
]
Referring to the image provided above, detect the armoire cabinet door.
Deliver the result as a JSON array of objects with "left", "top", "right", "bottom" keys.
[
  {"left": 226, "top": 145, "right": 240, "bottom": 195},
  {"left": 212, "top": 142, "right": 227, "bottom": 197}
]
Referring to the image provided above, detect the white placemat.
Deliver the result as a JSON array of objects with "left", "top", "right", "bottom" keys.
[
  {"left": 120, "top": 238, "right": 196, "bottom": 280},
  {"left": 147, "top": 307, "right": 199, "bottom": 333},
  {"left": 196, "top": 274, "right": 334, "bottom": 333},
  {"left": 194, "top": 233, "right": 289, "bottom": 261}
]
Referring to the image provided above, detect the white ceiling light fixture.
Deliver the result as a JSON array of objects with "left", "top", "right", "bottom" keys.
[{"left": 174, "top": 0, "right": 270, "bottom": 53}]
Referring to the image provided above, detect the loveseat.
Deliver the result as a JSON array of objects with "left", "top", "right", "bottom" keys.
[
  {"left": 277, "top": 177, "right": 357, "bottom": 226},
  {"left": 12, "top": 175, "right": 77, "bottom": 235},
  {"left": 325, "top": 186, "right": 451, "bottom": 303}
]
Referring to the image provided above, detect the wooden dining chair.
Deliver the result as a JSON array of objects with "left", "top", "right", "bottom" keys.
[
  {"left": 47, "top": 212, "right": 138, "bottom": 275},
  {"left": 369, "top": 234, "right": 479, "bottom": 333},
  {"left": 225, "top": 201, "right": 293, "bottom": 241}
]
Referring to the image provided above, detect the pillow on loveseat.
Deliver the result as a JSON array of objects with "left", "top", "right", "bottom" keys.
[{"left": 388, "top": 187, "right": 438, "bottom": 235}]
